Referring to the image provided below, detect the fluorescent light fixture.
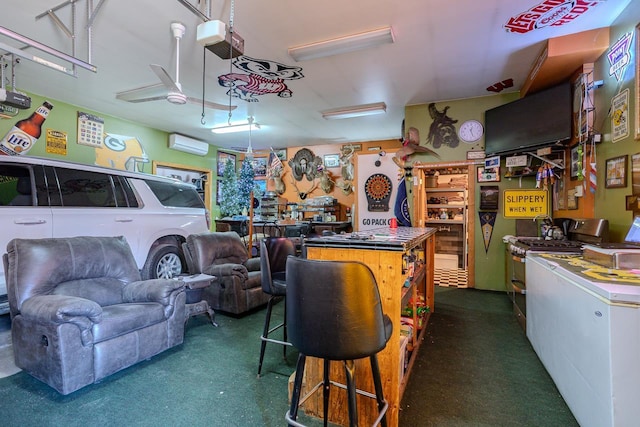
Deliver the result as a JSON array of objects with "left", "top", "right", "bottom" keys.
[
  {"left": 288, "top": 26, "right": 394, "bottom": 62},
  {"left": 321, "top": 102, "right": 387, "bottom": 120},
  {"left": 211, "top": 122, "right": 261, "bottom": 134}
]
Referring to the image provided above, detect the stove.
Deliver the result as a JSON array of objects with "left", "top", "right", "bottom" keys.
[
  {"left": 504, "top": 218, "right": 609, "bottom": 330},
  {"left": 508, "top": 237, "right": 585, "bottom": 256}
]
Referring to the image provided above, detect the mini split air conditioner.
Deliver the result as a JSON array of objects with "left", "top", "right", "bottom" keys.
[{"left": 168, "top": 134, "right": 209, "bottom": 156}]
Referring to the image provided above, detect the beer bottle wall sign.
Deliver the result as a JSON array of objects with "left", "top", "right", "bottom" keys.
[{"left": 0, "top": 101, "right": 53, "bottom": 156}]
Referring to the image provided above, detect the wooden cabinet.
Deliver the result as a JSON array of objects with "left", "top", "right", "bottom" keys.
[{"left": 302, "top": 227, "right": 436, "bottom": 427}]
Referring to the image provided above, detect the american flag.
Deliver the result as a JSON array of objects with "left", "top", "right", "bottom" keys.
[{"left": 267, "top": 151, "right": 283, "bottom": 178}]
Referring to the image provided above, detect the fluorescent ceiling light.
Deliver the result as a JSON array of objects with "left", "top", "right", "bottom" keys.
[
  {"left": 321, "top": 102, "right": 387, "bottom": 120},
  {"left": 288, "top": 26, "right": 394, "bottom": 62},
  {"left": 211, "top": 122, "right": 260, "bottom": 134}
]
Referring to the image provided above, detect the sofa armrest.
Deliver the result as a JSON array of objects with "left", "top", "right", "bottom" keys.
[
  {"left": 20, "top": 295, "right": 102, "bottom": 346},
  {"left": 204, "top": 263, "right": 248, "bottom": 280},
  {"left": 122, "top": 279, "right": 184, "bottom": 306},
  {"left": 245, "top": 257, "right": 261, "bottom": 272}
]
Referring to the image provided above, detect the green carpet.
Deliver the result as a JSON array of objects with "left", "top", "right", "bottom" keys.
[
  {"left": 0, "top": 305, "right": 306, "bottom": 427},
  {"left": 0, "top": 288, "right": 577, "bottom": 426},
  {"left": 399, "top": 287, "right": 578, "bottom": 426}
]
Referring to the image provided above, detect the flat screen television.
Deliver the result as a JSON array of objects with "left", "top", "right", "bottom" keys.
[{"left": 484, "top": 82, "right": 572, "bottom": 156}]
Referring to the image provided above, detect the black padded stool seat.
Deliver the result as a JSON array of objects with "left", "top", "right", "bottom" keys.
[
  {"left": 285, "top": 257, "right": 393, "bottom": 427},
  {"left": 257, "top": 237, "right": 296, "bottom": 377}
]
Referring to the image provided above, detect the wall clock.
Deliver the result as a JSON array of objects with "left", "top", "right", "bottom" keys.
[{"left": 458, "top": 120, "right": 484, "bottom": 143}]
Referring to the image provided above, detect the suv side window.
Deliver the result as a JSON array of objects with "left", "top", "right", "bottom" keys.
[
  {"left": 52, "top": 167, "right": 139, "bottom": 208},
  {"left": 145, "top": 179, "right": 205, "bottom": 209},
  {"left": 113, "top": 175, "right": 139, "bottom": 208},
  {"left": 0, "top": 165, "right": 33, "bottom": 206}
]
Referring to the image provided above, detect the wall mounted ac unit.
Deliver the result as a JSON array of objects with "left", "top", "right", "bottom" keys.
[{"left": 168, "top": 133, "right": 209, "bottom": 156}]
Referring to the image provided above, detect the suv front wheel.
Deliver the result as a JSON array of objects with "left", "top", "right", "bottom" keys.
[{"left": 142, "top": 245, "right": 184, "bottom": 279}]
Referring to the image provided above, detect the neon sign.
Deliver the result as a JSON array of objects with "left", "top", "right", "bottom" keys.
[{"left": 607, "top": 32, "right": 633, "bottom": 82}]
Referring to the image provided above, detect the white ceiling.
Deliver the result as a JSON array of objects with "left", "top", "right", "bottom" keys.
[{"left": 0, "top": 0, "right": 631, "bottom": 153}]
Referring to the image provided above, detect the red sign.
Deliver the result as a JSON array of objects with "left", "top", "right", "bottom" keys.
[{"left": 505, "top": 0, "right": 604, "bottom": 34}]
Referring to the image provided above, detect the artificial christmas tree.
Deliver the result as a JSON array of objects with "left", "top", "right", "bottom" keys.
[{"left": 219, "top": 159, "right": 241, "bottom": 217}]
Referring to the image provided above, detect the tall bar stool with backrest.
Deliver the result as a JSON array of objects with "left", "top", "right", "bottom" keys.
[
  {"left": 257, "top": 237, "right": 296, "bottom": 377},
  {"left": 285, "top": 257, "right": 393, "bottom": 427}
]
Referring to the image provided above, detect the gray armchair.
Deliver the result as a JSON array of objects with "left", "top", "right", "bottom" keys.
[
  {"left": 3, "top": 236, "right": 186, "bottom": 395},
  {"left": 184, "top": 231, "right": 269, "bottom": 315}
]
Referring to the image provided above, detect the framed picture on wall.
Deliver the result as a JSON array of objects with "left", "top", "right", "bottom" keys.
[
  {"left": 479, "top": 185, "right": 499, "bottom": 210},
  {"left": 632, "top": 152, "right": 640, "bottom": 195},
  {"left": 477, "top": 166, "right": 500, "bottom": 182},
  {"left": 217, "top": 152, "right": 236, "bottom": 177},
  {"left": 324, "top": 154, "right": 340, "bottom": 168},
  {"left": 605, "top": 155, "right": 628, "bottom": 188},
  {"left": 274, "top": 149, "right": 287, "bottom": 161},
  {"left": 251, "top": 157, "right": 268, "bottom": 178}
]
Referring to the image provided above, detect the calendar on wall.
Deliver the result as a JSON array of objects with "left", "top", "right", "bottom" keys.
[{"left": 77, "top": 111, "right": 104, "bottom": 147}]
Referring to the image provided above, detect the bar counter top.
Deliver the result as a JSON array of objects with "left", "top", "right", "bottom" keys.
[{"left": 304, "top": 226, "right": 436, "bottom": 251}]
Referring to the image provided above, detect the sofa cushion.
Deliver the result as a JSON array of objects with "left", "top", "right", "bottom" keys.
[
  {"left": 92, "top": 303, "right": 165, "bottom": 343},
  {"left": 53, "top": 278, "right": 125, "bottom": 307},
  {"left": 242, "top": 270, "right": 262, "bottom": 291}
]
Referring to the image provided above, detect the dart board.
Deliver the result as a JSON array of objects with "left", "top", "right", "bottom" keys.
[{"left": 365, "top": 173, "right": 393, "bottom": 212}]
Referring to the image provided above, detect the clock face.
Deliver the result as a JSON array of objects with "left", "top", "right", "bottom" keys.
[{"left": 458, "top": 120, "right": 484, "bottom": 143}]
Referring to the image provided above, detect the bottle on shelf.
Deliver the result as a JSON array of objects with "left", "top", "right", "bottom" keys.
[{"left": 0, "top": 101, "right": 53, "bottom": 156}]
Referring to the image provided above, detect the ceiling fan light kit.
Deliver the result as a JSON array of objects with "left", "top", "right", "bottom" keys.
[
  {"left": 211, "top": 122, "right": 260, "bottom": 134},
  {"left": 321, "top": 102, "right": 387, "bottom": 120},
  {"left": 288, "top": 26, "right": 394, "bottom": 62}
]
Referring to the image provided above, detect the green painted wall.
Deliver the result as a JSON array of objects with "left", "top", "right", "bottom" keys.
[
  {"left": 406, "top": 93, "right": 524, "bottom": 291},
  {"left": 0, "top": 92, "right": 223, "bottom": 219},
  {"left": 592, "top": 1, "right": 640, "bottom": 241}
]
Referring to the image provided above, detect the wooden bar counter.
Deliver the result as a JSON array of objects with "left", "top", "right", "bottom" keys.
[{"left": 300, "top": 227, "right": 436, "bottom": 427}]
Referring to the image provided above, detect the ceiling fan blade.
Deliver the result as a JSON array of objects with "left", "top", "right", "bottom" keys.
[
  {"left": 150, "top": 64, "right": 181, "bottom": 92},
  {"left": 116, "top": 82, "right": 168, "bottom": 102},
  {"left": 185, "top": 97, "right": 237, "bottom": 111}
]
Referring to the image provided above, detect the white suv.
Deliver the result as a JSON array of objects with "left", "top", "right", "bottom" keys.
[{"left": 0, "top": 156, "right": 210, "bottom": 315}]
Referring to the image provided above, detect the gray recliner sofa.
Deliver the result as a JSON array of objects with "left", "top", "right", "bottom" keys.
[
  {"left": 3, "top": 236, "right": 186, "bottom": 395},
  {"left": 184, "top": 231, "right": 269, "bottom": 315}
]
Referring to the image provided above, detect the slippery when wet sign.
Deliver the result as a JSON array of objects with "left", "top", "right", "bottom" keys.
[{"left": 503, "top": 189, "right": 549, "bottom": 219}]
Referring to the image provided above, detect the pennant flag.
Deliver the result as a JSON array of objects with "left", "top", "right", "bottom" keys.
[
  {"left": 589, "top": 162, "right": 597, "bottom": 193},
  {"left": 394, "top": 177, "right": 411, "bottom": 226},
  {"left": 479, "top": 211, "right": 497, "bottom": 253},
  {"left": 267, "top": 151, "right": 283, "bottom": 179}
]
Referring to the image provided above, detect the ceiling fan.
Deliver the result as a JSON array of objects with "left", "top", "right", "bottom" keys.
[{"left": 115, "top": 22, "right": 234, "bottom": 112}]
